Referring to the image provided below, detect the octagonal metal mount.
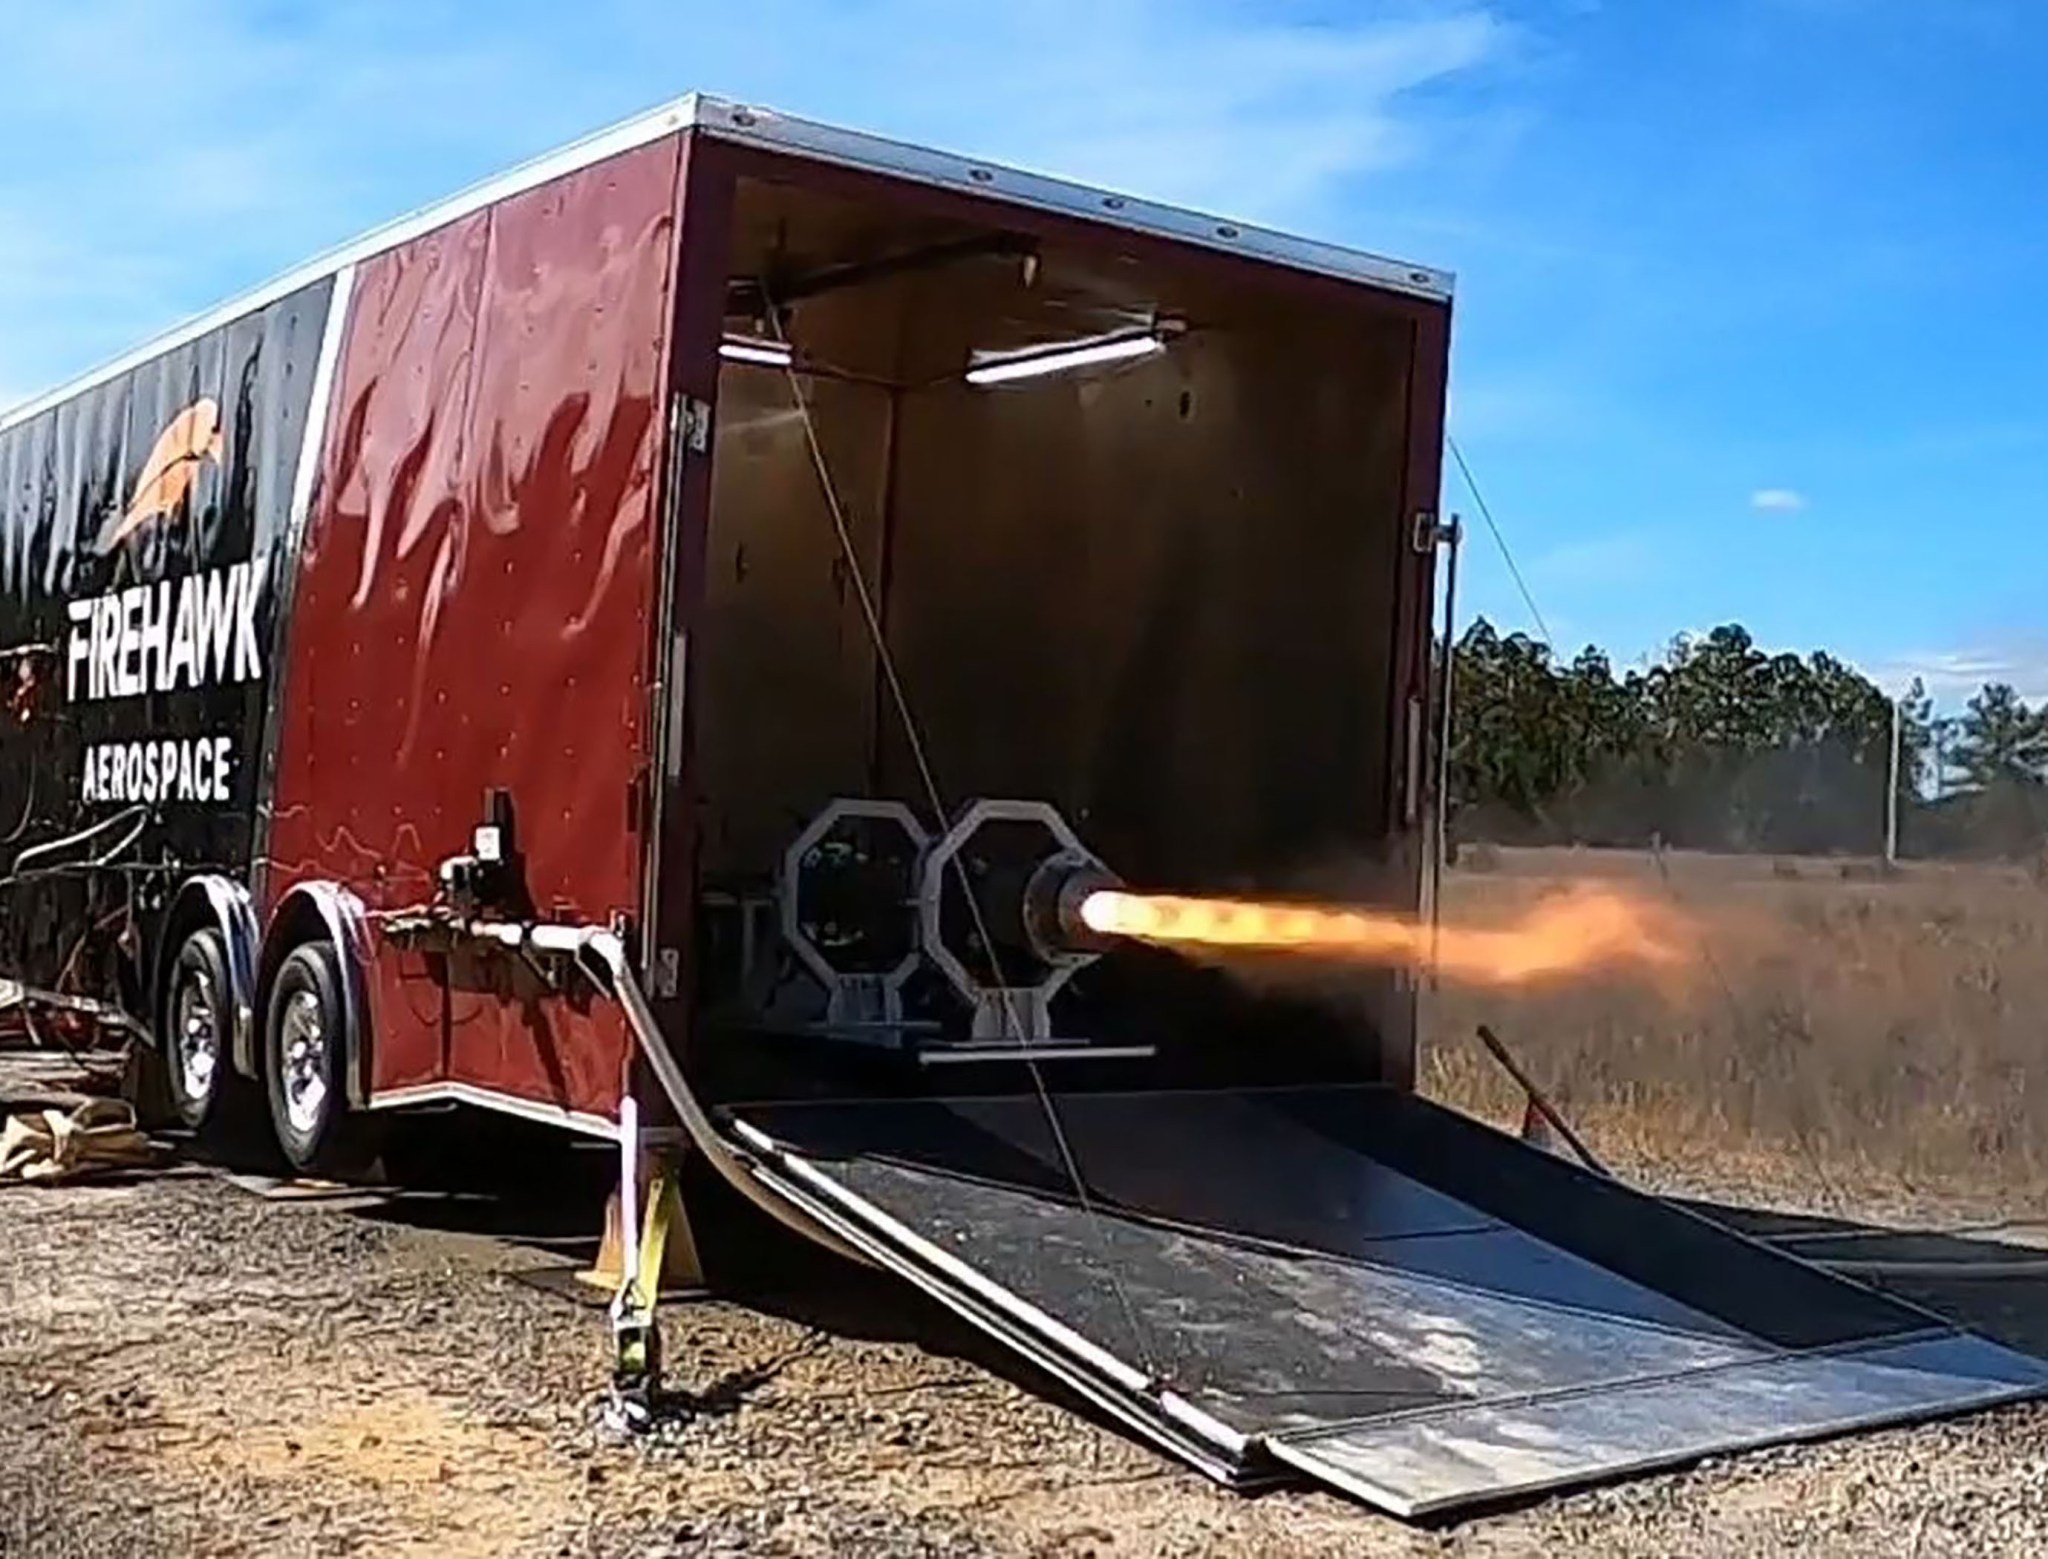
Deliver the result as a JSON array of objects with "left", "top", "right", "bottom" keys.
[
  {"left": 917, "top": 797, "right": 1107, "bottom": 1043},
  {"left": 779, "top": 797, "right": 930, "bottom": 1031}
]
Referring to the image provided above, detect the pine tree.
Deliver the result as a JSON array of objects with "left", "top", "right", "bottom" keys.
[{"left": 1952, "top": 683, "right": 2048, "bottom": 790}]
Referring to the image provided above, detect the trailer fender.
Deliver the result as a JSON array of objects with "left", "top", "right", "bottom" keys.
[
  {"left": 258, "top": 882, "right": 374, "bottom": 1109},
  {"left": 157, "top": 876, "right": 260, "bottom": 1074}
]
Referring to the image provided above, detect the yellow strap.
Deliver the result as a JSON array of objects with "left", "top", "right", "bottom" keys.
[{"left": 633, "top": 1172, "right": 681, "bottom": 1308}]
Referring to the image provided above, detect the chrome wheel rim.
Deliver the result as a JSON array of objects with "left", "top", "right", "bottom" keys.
[
  {"left": 280, "top": 989, "right": 328, "bottom": 1138},
  {"left": 173, "top": 964, "right": 219, "bottom": 1107}
]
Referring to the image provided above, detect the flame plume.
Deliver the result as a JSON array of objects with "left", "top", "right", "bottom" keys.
[{"left": 1076, "top": 883, "right": 1693, "bottom": 989}]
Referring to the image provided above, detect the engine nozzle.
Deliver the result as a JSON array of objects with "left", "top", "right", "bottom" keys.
[{"left": 1022, "top": 855, "right": 1125, "bottom": 962}]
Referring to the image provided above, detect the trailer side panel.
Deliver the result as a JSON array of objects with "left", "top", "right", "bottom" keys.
[{"left": 266, "top": 136, "right": 682, "bottom": 1121}]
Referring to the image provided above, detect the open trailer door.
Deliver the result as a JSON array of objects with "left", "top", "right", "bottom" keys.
[{"left": 710, "top": 1085, "right": 2048, "bottom": 1518}]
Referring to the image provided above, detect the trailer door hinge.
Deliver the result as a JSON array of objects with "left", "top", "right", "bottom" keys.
[
  {"left": 1412, "top": 510, "right": 1460, "bottom": 553},
  {"left": 652, "top": 946, "right": 681, "bottom": 1000},
  {"left": 1405, "top": 693, "right": 1424, "bottom": 827},
  {"left": 679, "top": 396, "right": 712, "bottom": 456}
]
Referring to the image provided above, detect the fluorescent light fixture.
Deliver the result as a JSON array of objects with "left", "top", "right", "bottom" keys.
[
  {"left": 719, "top": 335, "right": 794, "bottom": 368},
  {"left": 965, "top": 324, "right": 1177, "bottom": 387}
]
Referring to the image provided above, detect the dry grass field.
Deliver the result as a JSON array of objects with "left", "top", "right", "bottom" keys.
[{"left": 1422, "top": 844, "right": 2048, "bottom": 1214}]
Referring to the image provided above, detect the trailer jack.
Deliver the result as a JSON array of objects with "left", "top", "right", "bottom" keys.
[
  {"left": 596, "top": 1088, "right": 705, "bottom": 1436},
  {"left": 603, "top": 1166, "right": 692, "bottom": 1434}
]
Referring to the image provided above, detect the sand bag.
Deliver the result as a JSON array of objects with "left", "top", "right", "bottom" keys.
[{"left": 0, "top": 1098, "right": 158, "bottom": 1184}]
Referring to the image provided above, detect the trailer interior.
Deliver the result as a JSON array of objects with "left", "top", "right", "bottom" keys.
[{"left": 692, "top": 168, "right": 1422, "bottom": 1104}]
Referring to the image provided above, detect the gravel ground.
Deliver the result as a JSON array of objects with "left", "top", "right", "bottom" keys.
[{"left": 4, "top": 1109, "right": 2048, "bottom": 1555}]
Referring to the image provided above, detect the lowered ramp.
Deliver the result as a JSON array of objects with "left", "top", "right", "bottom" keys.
[{"left": 720, "top": 1085, "right": 2048, "bottom": 1518}]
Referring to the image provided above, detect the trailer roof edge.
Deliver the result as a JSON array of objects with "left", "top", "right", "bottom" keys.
[
  {"left": 0, "top": 91, "right": 1453, "bottom": 434},
  {"left": 686, "top": 96, "right": 1455, "bottom": 306}
]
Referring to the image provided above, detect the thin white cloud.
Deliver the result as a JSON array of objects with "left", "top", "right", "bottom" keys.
[
  {"left": 1869, "top": 648, "right": 2048, "bottom": 708},
  {"left": 1749, "top": 487, "right": 1808, "bottom": 513},
  {"left": 0, "top": 1, "right": 1511, "bottom": 410}
]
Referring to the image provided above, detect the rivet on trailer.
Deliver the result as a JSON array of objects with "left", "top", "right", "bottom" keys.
[{"left": 1, "top": 93, "right": 2044, "bottom": 1520}]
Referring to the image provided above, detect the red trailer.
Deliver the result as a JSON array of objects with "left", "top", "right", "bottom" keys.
[{"left": 3, "top": 95, "right": 2043, "bottom": 1519}]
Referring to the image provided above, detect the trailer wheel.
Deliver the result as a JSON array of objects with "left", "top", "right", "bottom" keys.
[
  {"left": 162, "top": 927, "right": 235, "bottom": 1131},
  {"left": 264, "top": 940, "right": 375, "bottom": 1179}
]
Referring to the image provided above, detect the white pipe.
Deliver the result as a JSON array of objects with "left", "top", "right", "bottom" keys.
[{"left": 431, "top": 916, "right": 867, "bottom": 1266}]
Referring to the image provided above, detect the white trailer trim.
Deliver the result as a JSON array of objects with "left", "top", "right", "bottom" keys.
[
  {"left": 2, "top": 94, "right": 1451, "bottom": 435},
  {"left": 250, "top": 261, "right": 357, "bottom": 912},
  {"left": 363, "top": 1079, "right": 619, "bottom": 1140}
]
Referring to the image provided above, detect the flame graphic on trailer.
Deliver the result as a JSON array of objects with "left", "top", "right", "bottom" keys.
[{"left": 94, "top": 397, "right": 225, "bottom": 554}]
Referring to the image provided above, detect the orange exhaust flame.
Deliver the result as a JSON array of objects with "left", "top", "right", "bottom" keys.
[{"left": 1077, "top": 884, "right": 1694, "bottom": 989}]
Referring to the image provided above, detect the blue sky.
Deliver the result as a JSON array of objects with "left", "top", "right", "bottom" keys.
[{"left": 2, "top": 0, "right": 2042, "bottom": 704}]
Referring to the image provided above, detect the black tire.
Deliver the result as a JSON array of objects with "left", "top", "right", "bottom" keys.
[
  {"left": 263, "top": 940, "right": 376, "bottom": 1179},
  {"left": 160, "top": 927, "right": 234, "bottom": 1132}
]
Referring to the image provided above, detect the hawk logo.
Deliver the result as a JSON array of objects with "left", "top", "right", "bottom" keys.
[{"left": 94, "top": 397, "right": 224, "bottom": 554}]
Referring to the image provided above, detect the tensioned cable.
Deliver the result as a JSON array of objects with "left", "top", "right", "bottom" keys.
[
  {"left": 1448, "top": 434, "right": 1554, "bottom": 648},
  {"left": 753, "top": 288, "right": 1159, "bottom": 1378}
]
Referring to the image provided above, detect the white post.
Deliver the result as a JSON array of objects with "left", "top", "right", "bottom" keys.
[
  {"left": 1885, "top": 695, "right": 1902, "bottom": 866},
  {"left": 617, "top": 1092, "right": 641, "bottom": 1292},
  {"left": 1430, "top": 516, "right": 1462, "bottom": 991}
]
